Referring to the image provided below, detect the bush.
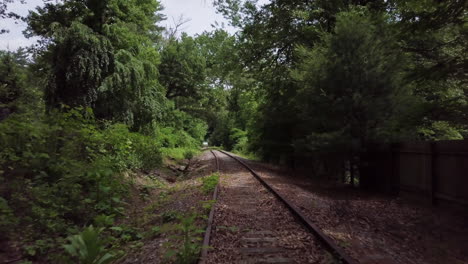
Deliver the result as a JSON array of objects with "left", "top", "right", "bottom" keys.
[
  {"left": 0, "top": 108, "right": 162, "bottom": 260},
  {"left": 160, "top": 107, "right": 208, "bottom": 144},
  {"left": 230, "top": 128, "right": 249, "bottom": 154},
  {"left": 184, "top": 150, "right": 195, "bottom": 160}
]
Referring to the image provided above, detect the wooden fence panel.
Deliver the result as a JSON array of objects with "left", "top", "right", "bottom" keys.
[
  {"left": 293, "top": 139, "right": 468, "bottom": 207},
  {"left": 433, "top": 141, "right": 468, "bottom": 205},
  {"left": 359, "top": 140, "right": 468, "bottom": 207},
  {"left": 397, "top": 142, "right": 433, "bottom": 201}
]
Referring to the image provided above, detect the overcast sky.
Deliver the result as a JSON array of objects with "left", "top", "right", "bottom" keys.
[{"left": 0, "top": 0, "right": 256, "bottom": 50}]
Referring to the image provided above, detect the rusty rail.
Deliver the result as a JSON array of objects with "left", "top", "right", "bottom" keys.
[
  {"left": 218, "top": 150, "right": 358, "bottom": 264},
  {"left": 198, "top": 150, "right": 220, "bottom": 264}
]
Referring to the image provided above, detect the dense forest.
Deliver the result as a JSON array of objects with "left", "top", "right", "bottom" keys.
[{"left": 0, "top": 0, "right": 466, "bottom": 263}]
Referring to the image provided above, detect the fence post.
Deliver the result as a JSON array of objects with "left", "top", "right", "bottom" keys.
[
  {"left": 391, "top": 143, "right": 400, "bottom": 195},
  {"left": 430, "top": 142, "right": 436, "bottom": 205}
]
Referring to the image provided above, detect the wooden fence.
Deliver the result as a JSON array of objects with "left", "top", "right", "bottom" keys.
[{"left": 360, "top": 140, "right": 468, "bottom": 207}]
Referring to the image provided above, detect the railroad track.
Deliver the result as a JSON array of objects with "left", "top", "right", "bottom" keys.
[{"left": 199, "top": 150, "right": 358, "bottom": 264}]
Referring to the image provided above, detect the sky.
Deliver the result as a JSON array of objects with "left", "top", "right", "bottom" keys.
[{"left": 0, "top": 0, "right": 246, "bottom": 50}]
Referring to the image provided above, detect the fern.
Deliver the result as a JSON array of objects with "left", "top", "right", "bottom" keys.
[{"left": 63, "top": 226, "right": 120, "bottom": 264}]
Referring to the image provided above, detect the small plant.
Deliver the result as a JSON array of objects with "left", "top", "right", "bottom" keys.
[
  {"left": 201, "top": 173, "right": 219, "bottom": 194},
  {"left": 63, "top": 225, "right": 121, "bottom": 264},
  {"left": 162, "top": 214, "right": 204, "bottom": 264},
  {"left": 109, "top": 225, "right": 143, "bottom": 242},
  {"left": 161, "top": 210, "right": 179, "bottom": 223},
  {"left": 138, "top": 185, "right": 153, "bottom": 199},
  {"left": 150, "top": 226, "right": 161, "bottom": 238},
  {"left": 184, "top": 150, "right": 195, "bottom": 160},
  {"left": 200, "top": 199, "right": 216, "bottom": 212},
  {"left": 23, "top": 239, "right": 56, "bottom": 258},
  {"left": 93, "top": 214, "right": 115, "bottom": 228}
]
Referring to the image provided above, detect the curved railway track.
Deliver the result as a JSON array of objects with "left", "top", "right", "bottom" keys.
[{"left": 200, "top": 150, "right": 358, "bottom": 264}]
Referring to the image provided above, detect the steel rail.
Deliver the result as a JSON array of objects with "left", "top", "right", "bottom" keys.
[
  {"left": 198, "top": 150, "right": 220, "bottom": 264},
  {"left": 217, "top": 150, "right": 358, "bottom": 264}
]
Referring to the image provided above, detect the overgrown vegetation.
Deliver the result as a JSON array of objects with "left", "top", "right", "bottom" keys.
[
  {"left": 63, "top": 226, "right": 122, "bottom": 264},
  {"left": 162, "top": 213, "right": 205, "bottom": 264},
  {"left": 210, "top": 0, "right": 467, "bottom": 179},
  {"left": 0, "top": 0, "right": 466, "bottom": 262},
  {"left": 0, "top": 0, "right": 210, "bottom": 262}
]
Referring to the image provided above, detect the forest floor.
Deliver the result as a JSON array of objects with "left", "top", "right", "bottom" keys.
[{"left": 240, "top": 156, "right": 468, "bottom": 264}]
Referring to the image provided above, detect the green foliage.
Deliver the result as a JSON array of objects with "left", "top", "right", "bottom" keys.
[
  {"left": 160, "top": 148, "right": 198, "bottom": 161},
  {"left": 0, "top": 50, "right": 26, "bottom": 117},
  {"left": 155, "top": 107, "right": 206, "bottom": 161},
  {"left": 0, "top": 49, "right": 41, "bottom": 118},
  {"left": 161, "top": 210, "right": 179, "bottom": 223},
  {"left": 1, "top": 0, "right": 466, "bottom": 261},
  {"left": 418, "top": 121, "right": 464, "bottom": 141},
  {"left": 43, "top": 21, "right": 114, "bottom": 109},
  {"left": 209, "top": 111, "right": 235, "bottom": 149},
  {"left": 100, "top": 124, "right": 162, "bottom": 171},
  {"left": 159, "top": 34, "right": 207, "bottom": 100},
  {"left": 0, "top": 109, "right": 163, "bottom": 260},
  {"left": 184, "top": 150, "right": 195, "bottom": 160},
  {"left": 27, "top": 0, "right": 166, "bottom": 130},
  {"left": 200, "top": 199, "right": 216, "bottom": 212},
  {"left": 93, "top": 214, "right": 115, "bottom": 228},
  {"left": 0, "top": 197, "right": 15, "bottom": 235},
  {"left": 63, "top": 226, "right": 121, "bottom": 264},
  {"left": 109, "top": 224, "right": 143, "bottom": 242},
  {"left": 230, "top": 128, "right": 249, "bottom": 154},
  {"left": 162, "top": 213, "right": 204, "bottom": 264},
  {"left": 201, "top": 173, "right": 220, "bottom": 194},
  {"left": 292, "top": 8, "right": 407, "bottom": 153},
  {"left": 214, "top": 0, "right": 468, "bottom": 164},
  {"left": 159, "top": 105, "right": 208, "bottom": 146}
]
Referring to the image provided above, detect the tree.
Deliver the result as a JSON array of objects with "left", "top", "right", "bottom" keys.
[
  {"left": 0, "top": 49, "right": 27, "bottom": 118},
  {"left": 292, "top": 8, "right": 411, "bottom": 166},
  {"left": 26, "top": 0, "right": 166, "bottom": 131},
  {"left": 392, "top": 0, "right": 468, "bottom": 138},
  {"left": 159, "top": 33, "right": 207, "bottom": 100},
  {"left": 0, "top": 49, "right": 41, "bottom": 119}
]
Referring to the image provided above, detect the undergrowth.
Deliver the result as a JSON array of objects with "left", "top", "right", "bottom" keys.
[
  {"left": 162, "top": 213, "right": 205, "bottom": 264},
  {"left": 0, "top": 108, "right": 206, "bottom": 262},
  {"left": 161, "top": 147, "right": 200, "bottom": 161}
]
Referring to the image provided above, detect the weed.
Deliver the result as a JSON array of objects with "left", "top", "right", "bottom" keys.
[
  {"left": 162, "top": 214, "right": 204, "bottom": 264},
  {"left": 109, "top": 225, "right": 143, "bottom": 242},
  {"left": 150, "top": 226, "right": 161, "bottom": 237},
  {"left": 139, "top": 185, "right": 154, "bottom": 200},
  {"left": 201, "top": 173, "right": 219, "bottom": 194},
  {"left": 184, "top": 150, "right": 195, "bottom": 160},
  {"left": 93, "top": 214, "right": 115, "bottom": 228},
  {"left": 63, "top": 225, "right": 121, "bottom": 264},
  {"left": 200, "top": 199, "right": 216, "bottom": 212},
  {"left": 161, "top": 210, "right": 179, "bottom": 223}
]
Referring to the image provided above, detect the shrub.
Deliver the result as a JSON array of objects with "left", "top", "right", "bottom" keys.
[
  {"left": 228, "top": 128, "right": 252, "bottom": 156},
  {"left": 0, "top": 108, "right": 162, "bottom": 260},
  {"left": 184, "top": 150, "right": 195, "bottom": 160},
  {"left": 63, "top": 225, "right": 121, "bottom": 264},
  {"left": 162, "top": 214, "right": 204, "bottom": 264}
]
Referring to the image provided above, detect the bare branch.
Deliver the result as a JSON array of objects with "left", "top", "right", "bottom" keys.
[{"left": 164, "top": 14, "right": 191, "bottom": 40}]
